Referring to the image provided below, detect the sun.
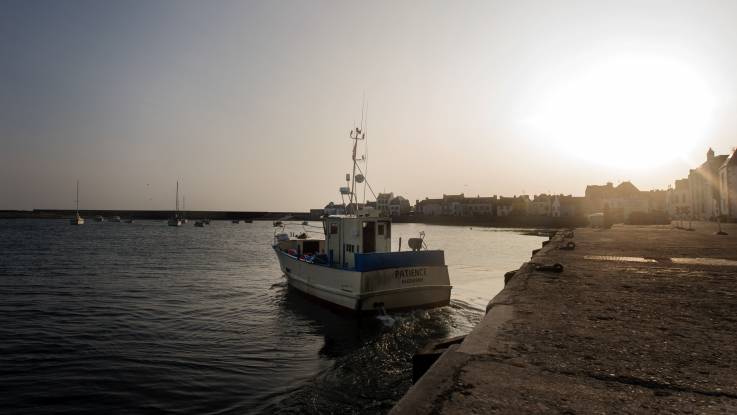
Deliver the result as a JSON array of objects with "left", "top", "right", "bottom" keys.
[{"left": 523, "top": 55, "right": 716, "bottom": 169}]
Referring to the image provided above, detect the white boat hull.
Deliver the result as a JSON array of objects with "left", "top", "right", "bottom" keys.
[{"left": 274, "top": 247, "right": 451, "bottom": 312}]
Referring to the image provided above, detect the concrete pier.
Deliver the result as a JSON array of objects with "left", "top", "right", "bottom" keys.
[{"left": 392, "top": 223, "right": 737, "bottom": 414}]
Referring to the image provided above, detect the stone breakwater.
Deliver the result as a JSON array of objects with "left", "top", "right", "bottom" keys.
[{"left": 391, "top": 223, "right": 737, "bottom": 414}]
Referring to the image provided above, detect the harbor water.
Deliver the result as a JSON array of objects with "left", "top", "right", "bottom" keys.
[{"left": 0, "top": 219, "right": 545, "bottom": 414}]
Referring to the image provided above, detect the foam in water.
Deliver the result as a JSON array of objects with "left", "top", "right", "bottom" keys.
[{"left": 376, "top": 306, "right": 396, "bottom": 327}]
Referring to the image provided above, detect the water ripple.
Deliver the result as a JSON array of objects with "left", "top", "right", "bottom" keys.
[{"left": 0, "top": 219, "right": 544, "bottom": 414}]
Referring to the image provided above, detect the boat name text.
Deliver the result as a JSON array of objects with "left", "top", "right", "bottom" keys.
[{"left": 395, "top": 268, "right": 426, "bottom": 284}]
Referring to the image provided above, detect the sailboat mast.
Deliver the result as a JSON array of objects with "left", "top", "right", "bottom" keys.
[
  {"left": 76, "top": 180, "right": 79, "bottom": 214},
  {"left": 176, "top": 181, "right": 179, "bottom": 213}
]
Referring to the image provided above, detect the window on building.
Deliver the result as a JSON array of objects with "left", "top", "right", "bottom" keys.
[
  {"left": 378, "top": 224, "right": 384, "bottom": 236},
  {"left": 330, "top": 224, "right": 338, "bottom": 234}
]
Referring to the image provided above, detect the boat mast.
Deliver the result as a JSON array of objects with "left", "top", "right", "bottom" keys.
[
  {"left": 175, "top": 181, "right": 179, "bottom": 215},
  {"left": 349, "top": 127, "right": 364, "bottom": 214},
  {"left": 76, "top": 180, "right": 80, "bottom": 215}
]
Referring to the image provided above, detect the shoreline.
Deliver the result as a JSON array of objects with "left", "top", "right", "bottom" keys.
[
  {"left": 391, "top": 222, "right": 737, "bottom": 414},
  {"left": 0, "top": 210, "right": 587, "bottom": 228}
]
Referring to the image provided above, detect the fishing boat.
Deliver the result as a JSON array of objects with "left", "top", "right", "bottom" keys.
[
  {"left": 110, "top": 216, "right": 121, "bottom": 223},
  {"left": 194, "top": 220, "right": 205, "bottom": 227},
  {"left": 168, "top": 181, "right": 182, "bottom": 227},
  {"left": 232, "top": 219, "right": 240, "bottom": 224},
  {"left": 125, "top": 218, "right": 134, "bottom": 224},
  {"left": 69, "top": 180, "right": 85, "bottom": 225},
  {"left": 272, "top": 124, "right": 451, "bottom": 312},
  {"left": 94, "top": 215, "right": 105, "bottom": 222}
]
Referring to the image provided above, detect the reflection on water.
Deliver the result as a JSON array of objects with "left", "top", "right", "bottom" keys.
[{"left": 0, "top": 219, "right": 544, "bottom": 414}]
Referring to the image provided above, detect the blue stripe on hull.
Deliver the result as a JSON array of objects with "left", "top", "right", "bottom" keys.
[{"left": 353, "top": 250, "right": 445, "bottom": 272}]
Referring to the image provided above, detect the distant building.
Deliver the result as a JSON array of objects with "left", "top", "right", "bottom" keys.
[
  {"left": 530, "top": 194, "right": 552, "bottom": 216},
  {"left": 496, "top": 195, "right": 529, "bottom": 217},
  {"left": 441, "top": 194, "right": 465, "bottom": 216},
  {"left": 584, "top": 181, "right": 650, "bottom": 222},
  {"left": 689, "top": 148, "right": 728, "bottom": 220},
  {"left": 388, "top": 196, "right": 410, "bottom": 216},
  {"left": 461, "top": 195, "right": 496, "bottom": 216},
  {"left": 415, "top": 198, "right": 443, "bottom": 216},
  {"left": 720, "top": 148, "right": 737, "bottom": 220},
  {"left": 552, "top": 195, "right": 585, "bottom": 217},
  {"left": 345, "top": 202, "right": 366, "bottom": 213},
  {"left": 513, "top": 195, "right": 531, "bottom": 216},
  {"left": 323, "top": 202, "right": 346, "bottom": 216},
  {"left": 584, "top": 182, "right": 615, "bottom": 215},
  {"left": 646, "top": 190, "right": 667, "bottom": 213},
  {"left": 376, "top": 192, "right": 394, "bottom": 216},
  {"left": 496, "top": 197, "right": 514, "bottom": 217},
  {"left": 416, "top": 194, "right": 495, "bottom": 217},
  {"left": 666, "top": 179, "right": 691, "bottom": 218}
]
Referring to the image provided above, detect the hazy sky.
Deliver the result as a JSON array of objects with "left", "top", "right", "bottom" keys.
[{"left": 2, "top": 0, "right": 737, "bottom": 211}]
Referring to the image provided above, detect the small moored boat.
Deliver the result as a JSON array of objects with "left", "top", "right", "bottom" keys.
[
  {"left": 69, "top": 180, "right": 84, "bottom": 225},
  {"left": 168, "top": 181, "right": 183, "bottom": 227}
]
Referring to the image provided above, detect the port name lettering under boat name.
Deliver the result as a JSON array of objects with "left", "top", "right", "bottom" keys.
[{"left": 395, "top": 268, "right": 427, "bottom": 284}]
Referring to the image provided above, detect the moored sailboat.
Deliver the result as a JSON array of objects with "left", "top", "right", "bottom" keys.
[
  {"left": 69, "top": 180, "right": 85, "bottom": 225},
  {"left": 168, "top": 181, "right": 182, "bottom": 227}
]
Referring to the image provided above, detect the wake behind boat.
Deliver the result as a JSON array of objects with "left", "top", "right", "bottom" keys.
[{"left": 273, "top": 124, "right": 451, "bottom": 312}]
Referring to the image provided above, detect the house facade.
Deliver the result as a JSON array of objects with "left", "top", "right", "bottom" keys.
[
  {"left": 530, "top": 194, "right": 552, "bottom": 216},
  {"left": 584, "top": 181, "right": 650, "bottom": 222},
  {"left": 666, "top": 179, "right": 691, "bottom": 218},
  {"left": 415, "top": 198, "right": 443, "bottom": 216},
  {"left": 441, "top": 194, "right": 465, "bottom": 216},
  {"left": 376, "top": 193, "right": 394, "bottom": 216},
  {"left": 388, "top": 196, "right": 410, "bottom": 216},
  {"left": 323, "top": 202, "right": 346, "bottom": 216},
  {"left": 689, "top": 149, "right": 728, "bottom": 220},
  {"left": 720, "top": 148, "right": 737, "bottom": 219},
  {"left": 461, "top": 196, "right": 496, "bottom": 216}
]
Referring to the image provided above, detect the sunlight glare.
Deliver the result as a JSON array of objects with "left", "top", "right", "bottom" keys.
[{"left": 524, "top": 55, "right": 716, "bottom": 168}]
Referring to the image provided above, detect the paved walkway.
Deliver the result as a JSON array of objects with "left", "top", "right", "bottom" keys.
[{"left": 392, "top": 223, "right": 737, "bottom": 414}]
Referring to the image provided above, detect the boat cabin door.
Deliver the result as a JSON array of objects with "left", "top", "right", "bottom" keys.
[{"left": 362, "top": 221, "right": 376, "bottom": 253}]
